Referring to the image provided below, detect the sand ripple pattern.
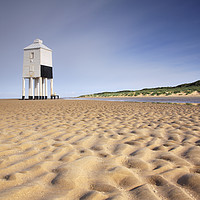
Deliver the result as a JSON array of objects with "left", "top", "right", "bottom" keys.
[{"left": 0, "top": 100, "right": 199, "bottom": 200}]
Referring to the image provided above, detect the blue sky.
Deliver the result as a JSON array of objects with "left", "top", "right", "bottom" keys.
[{"left": 0, "top": 0, "right": 200, "bottom": 98}]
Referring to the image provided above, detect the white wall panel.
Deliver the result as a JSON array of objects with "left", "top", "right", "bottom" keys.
[{"left": 40, "top": 49, "right": 52, "bottom": 67}]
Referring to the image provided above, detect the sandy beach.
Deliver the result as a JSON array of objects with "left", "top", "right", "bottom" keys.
[{"left": 0, "top": 99, "right": 199, "bottom": 200}]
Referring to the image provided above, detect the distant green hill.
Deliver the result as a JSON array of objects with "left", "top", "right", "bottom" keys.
[{"left": 79, "top": 80, "right": 200, "bottom": 97}]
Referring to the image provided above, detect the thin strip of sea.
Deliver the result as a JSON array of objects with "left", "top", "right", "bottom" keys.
[{"left": 64, "top": 97, "right": 200, "bottom": 104}]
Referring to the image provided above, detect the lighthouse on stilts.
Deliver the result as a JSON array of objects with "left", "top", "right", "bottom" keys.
[{"left": 22, "top": 39, "right": 56, "bottom": 100}]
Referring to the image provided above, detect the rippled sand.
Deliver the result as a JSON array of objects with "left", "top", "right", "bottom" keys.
[{"left": 0, "top": 99, "right": 199, "bottom": 200}]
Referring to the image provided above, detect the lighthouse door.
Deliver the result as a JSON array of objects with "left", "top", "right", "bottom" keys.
[{"left": 29, "top": 65, "right": 34, "bottom": 77}]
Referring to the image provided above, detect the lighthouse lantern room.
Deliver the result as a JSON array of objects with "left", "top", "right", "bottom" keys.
[{"left": 22, "top": 39, "right": 54, "bottom": 100}]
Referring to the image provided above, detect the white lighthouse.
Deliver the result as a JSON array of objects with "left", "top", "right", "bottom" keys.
[{"left": 22, "top": 39, "right": 54, "bottom": 100}]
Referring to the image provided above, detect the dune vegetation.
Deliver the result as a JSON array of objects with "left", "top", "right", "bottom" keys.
[{"left": 80, "top": 80, "right": 200, "bottom": 97}]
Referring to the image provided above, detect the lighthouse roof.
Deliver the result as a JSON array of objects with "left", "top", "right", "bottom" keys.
[{"left": 24, "top": 39, "right": 52, "bottom": 51}]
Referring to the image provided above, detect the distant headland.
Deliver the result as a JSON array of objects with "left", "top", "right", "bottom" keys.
[{"left": 79, "top": 80, "right": 200, "bottom": 98}]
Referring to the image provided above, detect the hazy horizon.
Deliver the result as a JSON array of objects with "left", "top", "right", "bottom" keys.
[{"left": 0, "top": 0, "right": 200, "bottom": 98}]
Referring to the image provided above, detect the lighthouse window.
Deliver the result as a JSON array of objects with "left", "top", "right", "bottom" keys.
[{"left": 30, "top": 52, "right": 34, "bottom": 59}]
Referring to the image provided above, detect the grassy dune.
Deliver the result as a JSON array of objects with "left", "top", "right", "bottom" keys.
[{"left": 80, "top": 80, "right": 200, "bottom": 97}]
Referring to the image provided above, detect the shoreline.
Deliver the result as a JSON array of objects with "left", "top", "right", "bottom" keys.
[
  {"left": 1, "top": 96, "right": 200, "bottom": 105},
  {"left": 74, "top": 96, "right": 200, "bottom": 105}
]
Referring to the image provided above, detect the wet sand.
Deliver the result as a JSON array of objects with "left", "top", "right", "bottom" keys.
[
  {"left": 75, "top": 96, "right": 200, "bottom": 104},
  {"left": 0, "top": 99, "right": 199, "bottom": 200}
]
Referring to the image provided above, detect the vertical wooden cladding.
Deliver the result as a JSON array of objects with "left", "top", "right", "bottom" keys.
[
  {"left": 23, "top": 49, "right": 40, "bottom": 78},
  {"left": 40, "top": 48, "right": 52, "bottom": 67}
]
